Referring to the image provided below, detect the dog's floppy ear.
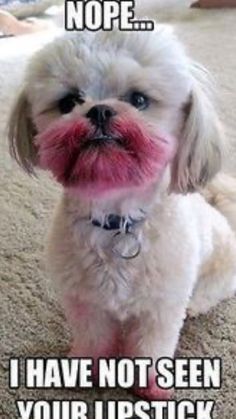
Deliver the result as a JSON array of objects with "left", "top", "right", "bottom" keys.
[
  {"left": 171, "top": 63, "right": 224, "bottom": 193},
  {"left": 8, "top": 89, "right": 37, "bottom": 174}
]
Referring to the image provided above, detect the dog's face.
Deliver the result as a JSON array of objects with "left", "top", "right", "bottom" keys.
[{"left": 9, "top": 25, "right": 223, "bottom": 199}]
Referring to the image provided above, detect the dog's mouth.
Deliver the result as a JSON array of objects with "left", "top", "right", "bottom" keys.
[
  {"left": 80, "top": 134, "right": 124, "bottom": 151},
  {"left": 63, "top": 133, "right": 127, "bottom": 184}
]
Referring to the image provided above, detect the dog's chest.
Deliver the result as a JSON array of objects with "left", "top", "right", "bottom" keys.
[
  {"left": 74, "top": 226, "right": 149, "bottom": 317},
  {"left": 81, "top": 242, "right": 140, "bottom": 295}
]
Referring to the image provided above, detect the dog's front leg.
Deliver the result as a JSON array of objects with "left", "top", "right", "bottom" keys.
[
  {"left": 122, "top": 301, "right": 187, "bottom": 400},
  {"left": 63, "top": 296, "right": 121, "bottom": 379}
]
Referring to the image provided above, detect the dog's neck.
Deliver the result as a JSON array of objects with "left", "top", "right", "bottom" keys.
[
  {"left": 64, "top": 172, "right": 170, "bottom": 228},
  {"left": 63, "top": 174, "right": 170, "bottom": 259}
]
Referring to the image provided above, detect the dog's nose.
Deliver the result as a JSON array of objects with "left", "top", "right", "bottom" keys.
[{"left": 86, "top": 105, "right": 116, "bottom": 127}]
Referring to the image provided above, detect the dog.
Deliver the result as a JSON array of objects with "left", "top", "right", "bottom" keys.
[{"left": 8, "top": 25, "right": 236, "bottom": 400}]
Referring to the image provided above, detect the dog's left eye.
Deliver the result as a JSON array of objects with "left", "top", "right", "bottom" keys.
[
  {"left": 58, "top": 92, "right": 85, "bottom": 114},
  {"left": 128, "top": 91, "right": 149, "bottom": 110}
]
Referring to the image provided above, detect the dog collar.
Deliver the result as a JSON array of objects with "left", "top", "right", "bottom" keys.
[
  {"left": 90, "top": 212, "right": 146, "bottom": 259},
  {"left": 91, "top": 214, "right": 136, "bottom": 232}
]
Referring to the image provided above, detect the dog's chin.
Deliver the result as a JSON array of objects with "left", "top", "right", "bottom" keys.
[{"left": 36, "top": 114, "right": 176, "bottom": 199}]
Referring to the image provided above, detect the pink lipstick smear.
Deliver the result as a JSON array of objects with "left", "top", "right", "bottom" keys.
[{"left": 36, "top": 114, "right": 176, "bottom": 197}]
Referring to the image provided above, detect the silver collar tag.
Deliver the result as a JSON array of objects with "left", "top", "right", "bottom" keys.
[
  {"left": 110, "top": 230, "right": 141, "bottom": 260},
  {"left": 90, "top": 209, "right": 146, "bottom": 260}
]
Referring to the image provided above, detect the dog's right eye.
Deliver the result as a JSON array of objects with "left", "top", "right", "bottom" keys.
[{"left": 58, "top": 92, "right": 85, "bottom": 114}]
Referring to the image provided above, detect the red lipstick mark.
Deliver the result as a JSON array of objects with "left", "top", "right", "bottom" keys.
[{"left": 36, "top": 113, "right": 176, "bottom": 197}]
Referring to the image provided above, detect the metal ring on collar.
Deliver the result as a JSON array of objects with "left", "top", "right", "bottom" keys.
[{"left": 111, "top": 231, "right": 141, "bottom": 260}]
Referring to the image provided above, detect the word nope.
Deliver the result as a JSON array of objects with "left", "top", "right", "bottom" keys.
[{"left": 65, "top": 0, "right": 154, "bottom": 31}]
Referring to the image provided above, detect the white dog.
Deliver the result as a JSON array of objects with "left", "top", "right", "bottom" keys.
[{"left": 8, "top": 25, "right": 236, "bottom": 400}]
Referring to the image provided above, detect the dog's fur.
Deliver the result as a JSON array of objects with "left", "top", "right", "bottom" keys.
[{"left": 8, "top": 25, "right": 236, "bottom": 400}]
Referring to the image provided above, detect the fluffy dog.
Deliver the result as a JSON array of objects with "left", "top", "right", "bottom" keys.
[{"left": 8, "top": 25, "right": 236, "bottom": 400}]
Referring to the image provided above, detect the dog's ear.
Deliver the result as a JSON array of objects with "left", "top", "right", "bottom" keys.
[
  {"left": 171, "top": 63, "right": 224, "bottom": 193},
  {"left": 8, "top": 89, "right": 37, "bottom": 174}
]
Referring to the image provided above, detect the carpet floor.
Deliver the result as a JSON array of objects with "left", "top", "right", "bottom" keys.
[{"left": 0, "top": 7, "right": 236, "bottom": 419}]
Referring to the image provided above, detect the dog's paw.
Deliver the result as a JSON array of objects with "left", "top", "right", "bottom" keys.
[{"left": 133, "top": 377, "right": 172, "bottom": 401}]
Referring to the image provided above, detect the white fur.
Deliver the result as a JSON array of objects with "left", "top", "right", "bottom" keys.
[{"left": 8, "top": 24, "right": 236, "bottom": 397}]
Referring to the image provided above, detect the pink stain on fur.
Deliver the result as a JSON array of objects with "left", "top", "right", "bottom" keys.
[
  {"left": 63, "top": 298, "right": 173, "bottom": 397},
  {"left": 36, "top": 113, "right": 176, "bottom": 197},
  {"left": 64, "top": 297, "right": 121, "bottom": 381}
]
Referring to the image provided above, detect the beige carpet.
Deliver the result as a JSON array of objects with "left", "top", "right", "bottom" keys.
[{"left": 0, "top": 8, "right": 236, "bottom": 419}]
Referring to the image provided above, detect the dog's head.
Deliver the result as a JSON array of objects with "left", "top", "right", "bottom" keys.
[{"left": 8, "top": 25, "right": 223, "bottom": 198}]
